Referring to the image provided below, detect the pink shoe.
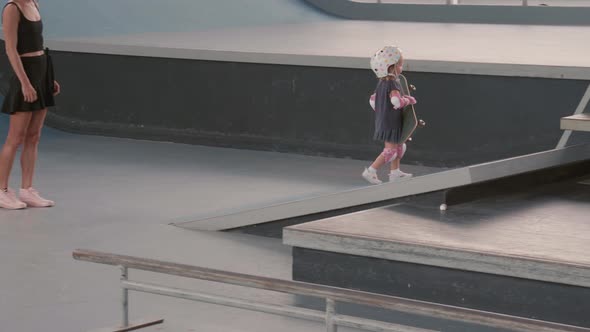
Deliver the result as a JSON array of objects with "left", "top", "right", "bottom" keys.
[
  {"left": 0, "top": 189, "right": 26, "bottom": 210},
  {"left": 7, "top": 188, "right": 27, "bottom": 208},
  {"left": 19, "top": 188, "right": 55, "bottom": 208}
]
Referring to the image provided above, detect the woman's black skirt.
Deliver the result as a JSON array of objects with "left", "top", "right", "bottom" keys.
[{"left": 1, "top": 51, "right": 55, "bottom": 115}]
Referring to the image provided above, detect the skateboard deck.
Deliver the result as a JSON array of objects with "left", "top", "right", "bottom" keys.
[{"left": 399, "top": 74, "right": 425, "bottom": 143}]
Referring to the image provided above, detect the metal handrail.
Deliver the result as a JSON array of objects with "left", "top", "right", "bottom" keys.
[{"left": 73, "top": 249, "right": 590, "bottom": 332}]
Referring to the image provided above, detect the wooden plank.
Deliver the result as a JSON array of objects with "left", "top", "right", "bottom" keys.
[
  {"left": 174, "top": 167, "right": 471, "bottom": 231},
  {"left": 561, "top": 114, "right": 590, "bottom": 132},
  {"left": 73, "top": 249, "right": 590, "bottom": 332},
  {"left": 88, "top": 318, "right": 164, "bottom": 332},
  {"left": 176, "top": 144, "right": 589, "bottom": 231}
]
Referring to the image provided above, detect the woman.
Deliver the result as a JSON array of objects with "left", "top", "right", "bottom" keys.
[{"left": 0, "top": 0, "right": 60, "bottom": 209}]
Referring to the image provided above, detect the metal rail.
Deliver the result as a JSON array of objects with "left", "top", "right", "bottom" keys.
[
  {"left": 74, "top": 249, "right": 590, "bottom": 332},
  {"left": 366, "top": 0, "right": 590, "bottom": 7}
]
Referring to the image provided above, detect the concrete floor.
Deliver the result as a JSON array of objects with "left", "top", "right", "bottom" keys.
[
  {"left": 0, "top": 113, "right": 382, "bottom": 223},
  {"left": 2, "top": 2, "right": 587, "bottom": 329},
  {"left": 0, "top": 114, "right": 378, "bottom": 332},
  {"left": 0, "top": 114, "right": 525, "bottom": 332}
]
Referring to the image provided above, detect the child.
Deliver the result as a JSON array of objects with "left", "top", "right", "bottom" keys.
[{"left": 362, "top": 46, "right": 416, "bottom": 185}]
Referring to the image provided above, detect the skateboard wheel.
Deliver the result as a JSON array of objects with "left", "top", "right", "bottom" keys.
[
  {"left": 440, "top": 204, "right": 447, "bottom": 211},
  {"left": 419, "top": 120, "right": 426, "bottom": 127},
  {"left": 410, "top": 84, "right": 416, "bottom": 91}
]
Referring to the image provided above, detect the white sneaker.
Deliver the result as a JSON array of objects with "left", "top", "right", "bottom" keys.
[
  {"left": 7, "top": 188, "right": 27, "bottom": 208},
  {"left": 19, "top": 188, "right": 55, "bottom": 208},
  {"left": 0, "top": 188, "right": 26, "bottom": 210},
  {"left": 389, "top": 169, "right": 413, "bottom": 182},
  {"left": 362, "top": 168, "right": 382, "bottom": 185}
]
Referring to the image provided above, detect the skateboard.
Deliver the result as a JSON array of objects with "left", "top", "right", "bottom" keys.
[{"left": 398, "top": 74, "right": 426, "bottom": 143}]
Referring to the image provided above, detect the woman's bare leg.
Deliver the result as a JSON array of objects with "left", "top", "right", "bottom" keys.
[
  {"left": 0, "top": 112, "right": 32, "bottom": 189},
  {"left": 21, "top": 109, "right": 47, "bottom": 189}
]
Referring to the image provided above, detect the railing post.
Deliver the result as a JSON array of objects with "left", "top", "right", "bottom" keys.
[
  {"left": 121, "top": 266, "right": 129, "bottom": 327},
  {"left": 325, "top": 298, "right": 337, "bottom": 332}
]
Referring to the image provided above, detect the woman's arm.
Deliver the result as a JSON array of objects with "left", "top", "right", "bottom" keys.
[{"left": 3, "top": 4, "right": 37, "bottom": 102}]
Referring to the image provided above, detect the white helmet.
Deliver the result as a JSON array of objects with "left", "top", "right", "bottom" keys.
[{"left": 370, "top": 46, "right": 403, "bottom": 78}]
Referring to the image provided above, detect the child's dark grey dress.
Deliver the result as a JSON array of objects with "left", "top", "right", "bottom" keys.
[{"left": 373, "top": 79, "right": 402, "bottom": 144}]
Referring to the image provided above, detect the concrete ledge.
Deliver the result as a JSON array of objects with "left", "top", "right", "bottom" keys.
[
  {"left": 285, "top": 221, "right": 590, "bottom": 289},
  {"left": 284, "top": 177, "right": 590, "bottom": 290},
  {"left": 33, "top": 20, "right": 590, "bottom": 80},
  {"left": 45, "top": 39, "right": 590, "bottom": 80}
]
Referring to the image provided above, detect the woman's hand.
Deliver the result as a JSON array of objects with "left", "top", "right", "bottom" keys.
[
  {"left": 22, "top": 83, "right": 38, "bottom": 103},
  {"left": 53, "top": 80, "right": 61, "bottom": 96}
]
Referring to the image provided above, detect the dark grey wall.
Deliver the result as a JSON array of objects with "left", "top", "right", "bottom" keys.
[
  {"left": 303, "top": 0, "right": 590, "bottom": 25},
  {"left": 1, "top": 48, "right": 588, "bottom": 168},
  {"left": 293, "top": 247, "right": 590, "bottom": 327}
]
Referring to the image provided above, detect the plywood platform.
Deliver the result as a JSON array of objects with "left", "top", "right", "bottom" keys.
[{"left": 285, "top": 178, "right": 590, "bottom": 287}]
